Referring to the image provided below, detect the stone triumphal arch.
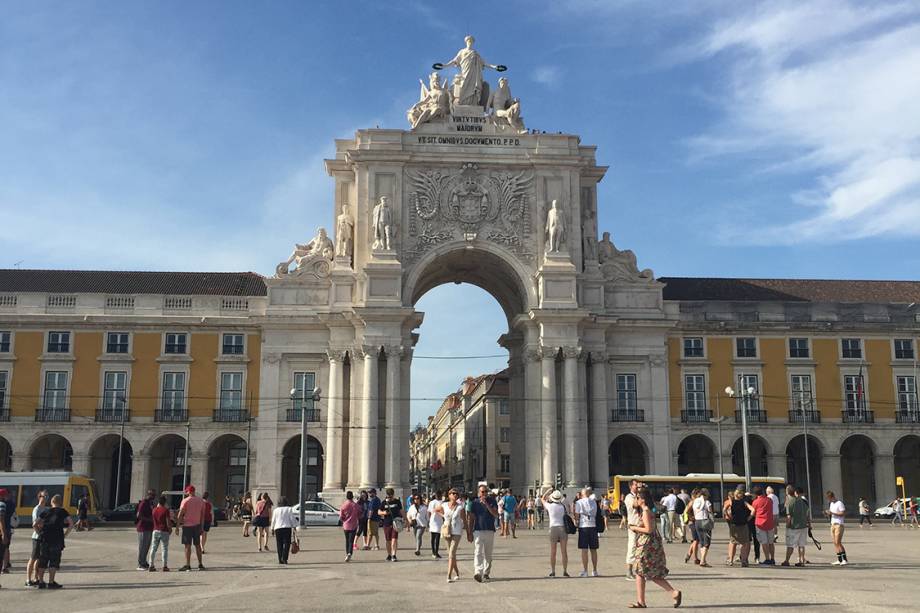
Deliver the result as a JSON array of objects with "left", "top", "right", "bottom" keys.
[{"left": 254, "top": 36, "right": 668, "bottom": 501}]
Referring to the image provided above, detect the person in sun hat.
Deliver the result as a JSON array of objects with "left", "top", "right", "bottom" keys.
[{"left": 542, "top": 487, "right": 570, "bottom": 578}]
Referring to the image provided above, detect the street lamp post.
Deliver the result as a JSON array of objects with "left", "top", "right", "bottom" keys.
[
  {"left": 290, "top": 385, "right": 321, "bottom": 528},
  {"left": 182, "top": 421, "right": 191, "bottom": 490},
  {"left": 726, "top": 374, "right": 757, "bottom": 493},
  {"left": 114, "top": 392, "right": 127, "bottom": 507},
  {"left": 800, "top": 398, "right": 814, "bottom": 517},
  {"left": 710, "top": 391, "right": 726, "bottom": 505}
]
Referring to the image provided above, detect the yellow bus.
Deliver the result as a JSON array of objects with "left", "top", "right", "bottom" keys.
[
  {"left": 0, "top": 472, "right": 100, "bottom": 523},
  {"left": 608, "top": 473, "right": 787, "bottom": 516}
]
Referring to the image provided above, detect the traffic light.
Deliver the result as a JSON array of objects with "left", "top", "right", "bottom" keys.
[{"left": 555, "top": 473, "right": 563, "bottom": 490}]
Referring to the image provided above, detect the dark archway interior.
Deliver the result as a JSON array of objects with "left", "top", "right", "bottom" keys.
[
  {"left": 207, "top": 434, "right": 248, "bottom": 505},
  {"left": 0, "top": 436, "right": 11, "bottom": 472},
  {"left": 30, "top": 434, "right": 73, "bottom": 471},
  {"left": 785, "top": 435, "right": 823, "bottom": 506},
  {"left": 609, "top": 435, "right": 647, "bottom": 476},
  {"left": 894, "top": 435, "right": 920, "bottom": 496},
  {"left": 281, "top": 435, "right": 324, "bottom": 504},
  {"left": 410, "top": 246, "right": 528, "bottom": 323},
  {"left": 678, "top": 434, "right": 715, "bottom": 475},
  {"left": 89, "top": 434, "right": 133, "bottom": 508},
  {"left": 841, "top": 435, "right": 876, "bottom": 508},
  {"left": 731, "top": 435, "right": 769, "bottom": 476}
]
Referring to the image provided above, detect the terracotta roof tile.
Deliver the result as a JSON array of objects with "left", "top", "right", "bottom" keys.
[
  {"left": 660, "top": 277, "right": 920, "bottom": 304},
  {"left": 0, "top": 269, "right": 267, "bottom": 296}
]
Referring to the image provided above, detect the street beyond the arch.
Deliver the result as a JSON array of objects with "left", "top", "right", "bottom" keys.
[{"left": 1, "top": 522, "right": 916, "bottom": 612}]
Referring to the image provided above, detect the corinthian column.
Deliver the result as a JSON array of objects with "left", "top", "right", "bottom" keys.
[
  {"left": 562, "top": 346, "right": 581, "bottom": 487},
  {"left": 541, "top": 347, "right": 558, "bottom": 488},
  {"left": 360, "top": 345, "right": 379, "bottom": 488},
  {"left": 383, "top": 344, "right": 403, "bottom": 489},
  {"left": 324, "top": 349, "right": 346, "bottom": 491},
  {"left": 590, "top": 352, "right": 608, "bottom": 490}
]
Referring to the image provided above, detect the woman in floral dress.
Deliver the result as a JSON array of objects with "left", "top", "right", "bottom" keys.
[{"left": 629, "top": 487, "right": 682, "bottom": 608}]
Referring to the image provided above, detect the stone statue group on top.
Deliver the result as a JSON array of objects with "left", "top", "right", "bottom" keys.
[{"left": 407, "top": 35, "right": 525, "bottom": 134}]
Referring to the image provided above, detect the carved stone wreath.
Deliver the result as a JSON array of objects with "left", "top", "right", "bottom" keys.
[{"left": 404, "top": 162, "right": 533, "bottom": 262}]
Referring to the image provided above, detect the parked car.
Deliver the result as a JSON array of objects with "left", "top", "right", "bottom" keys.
[
  {"left": 101, "top": 502, "right": 137, "bottom": 522},
  {"left": 290, "top": 500, "right": 341, "bottom": 526},
  {"left": 874, "top": 498, "right": 912, "bottom": 518}
]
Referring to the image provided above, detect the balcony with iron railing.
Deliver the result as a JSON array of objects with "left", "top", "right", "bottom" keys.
[
  {"left": 0, "top": 408, "right": 9, "bottom": 421},
  {"left": 896, "top": 409, "right": 920, "bottom": 423},
  {"left": 95, "top": 408, "right": 130, "bottom": 423},
  {"left": 611, "top": 409, "right": 645, "bottom": 422},
  {"left": 788, "top": 409, "right": 821, "bottom": 424},
  {"left": 284, "top": 407, "right": 321, "bottom": 422},
  {"left": 213, "top": 408, "right": 249, "bottom": 422},
  {"left": 842, "top": 409, "right": 874, "bottom": 424},
  {"left": 734, "top": 409, "right": 768, "bottom": 423},
  {"left": 36, "top": 407, "right": 70, "bottom": 422},
  {"left": 155, "top": 408, "right": 188, "bottom": 423},
  {"left": 681, "top": 409, "right": 713, "bottom": 423}
]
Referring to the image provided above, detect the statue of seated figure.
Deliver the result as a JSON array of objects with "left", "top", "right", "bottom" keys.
[
  {"left": 597, "top": 231, "right": 654, "bottom": 282},
  {"left": 276, "top": 227, "right": 334, "bottom": 277},
  {"left": 486, "top": 77, "right": 525, "bottom": 133},
  {"left": 408, "top": 72, "right": 451, "bottom": 129}
]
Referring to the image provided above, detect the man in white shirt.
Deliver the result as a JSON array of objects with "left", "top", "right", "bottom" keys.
[
  {"left": 660, "top": 489, "right": 678, "bottom": 543},
  {"left": 624, "top": 480, "right": 640, "bottom": 580},
  {"left": 824, "top": 491, "right": 848, "bottom": 565},
  {"left": 573, "top": 486, "right": 600, "bottom": 577},
  {"left": 427, "top": 492, "right": 444, "bottom": 559},
  {"left": 767, "top": 486, "right": 780, "bottom": 542}
]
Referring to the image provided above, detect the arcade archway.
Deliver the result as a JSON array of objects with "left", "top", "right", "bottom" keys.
[
  {"left": 29, "top": 434, "right": 73, "bottom": 471},
  {"left": 731, "top": 434, "right": 769, "bottom": 476},
  {"left": 146, "top": 434, "right": 189, "bottom": 495},
  {"left": 0, "top": 435, "right": 11, "bottom": 472},
  {"left": 207, "top": 434, "right": 248, "bottom": 504},
  {"left": 89, "top": 434, "right": 133, "bottom": 508},
  {"left": 608, "top": 435, "right": 647, "bottom": 476},
  {"left": 841, "top": 435, "right": 876, "bottom": 508},
  {"left": 677, "top": 434, "right": 716, "bottom": 475},
  {"left": 281, "top": 435, "right": 323, "bottom": 503},
  {"left": 894, "top": 435, "right": 920, "bottom": 495},
  {"left": 786, "top": 435, "right": 823, "bottom": 505}
]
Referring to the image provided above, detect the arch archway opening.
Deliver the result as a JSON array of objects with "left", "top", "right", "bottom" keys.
[
  {"left": 89, "top": 434, "right": 133, "bottom": 508},
  {"left": 608, "top": 435, "right": 647, "bottom": 477},
  {"left": 677, "top": 434, "right": 715, "bottom": 475},
  {"left": 894, "top": 435, "right": 920, "bottom": 496},
  {"left": 29, "top": 434, "right": 73, "bottom": 471},
  {"left": 147, "top": 434, "right": 190, "bottom": 498},
  {"left": 207, "top": 434, "right": 248, "bottom": 505},
  {"left": 841, "top": 435, "right": 876, "bottom": 509},
  {"left": 280, "top": 435, "right": 323, "bottom": 504},
  {"left": 785, "top": 435, "right": 823, "bottom": 506},
  {"left": 731, "top": 435, "right": 769, "bottom": 477},
  {"left": 0, "top": 435, "right": 11, "bottom": 472}
]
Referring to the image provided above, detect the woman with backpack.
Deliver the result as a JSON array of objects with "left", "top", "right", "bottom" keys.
[{"left": 542, "top": 487, "right": 571, "bottom": 578}]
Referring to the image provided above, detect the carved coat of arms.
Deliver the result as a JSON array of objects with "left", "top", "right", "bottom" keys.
[{"left": 405, "top": 162, "right": 532, "bottom": 261}]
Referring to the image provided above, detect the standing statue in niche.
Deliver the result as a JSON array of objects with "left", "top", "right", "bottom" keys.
[
  {"left": 435, "top": 35, "right": 506, "bottom": 107},
  {"left": 544, "top": 200, "right": 566, "bottom": 253},
  {"left": 372, "top": 196, "right": 395, "bottom": 251},
  {"left": 407, "top": 72, "right": 451, "bottom": 129},
  {"left": 486, "top": 77, "right": 525, "bottom": 133},
  {"left": 336, "top": 203, "right": 355, "bottom": 259}
]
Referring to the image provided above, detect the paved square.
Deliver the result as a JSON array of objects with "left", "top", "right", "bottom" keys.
[{"left": 1, "top": 522, "right": 917, "bottom": 611}]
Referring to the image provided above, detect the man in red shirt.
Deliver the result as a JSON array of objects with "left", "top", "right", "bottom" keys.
[
  {"left": 751, "top": 486, "right": 776, "bottom": 565},
  {"left": 149, "top": 495, "right": 173, "bottom": 571},
  {"left": 175, "top": 485, "right": 206, "bottom": 572}
]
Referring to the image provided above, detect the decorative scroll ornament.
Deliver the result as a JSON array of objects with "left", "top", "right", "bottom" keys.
[{"left": 405, "top": 162, "right": 532, "bottom": 261}]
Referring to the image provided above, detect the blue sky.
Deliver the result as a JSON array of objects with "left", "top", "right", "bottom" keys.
[{"left": 3, "top": 1, "right": 920, "bottom": 425}]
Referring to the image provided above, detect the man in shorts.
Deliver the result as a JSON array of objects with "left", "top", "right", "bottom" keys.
[
  {"left": 175, "top": 485, "right": 206, "bottom": 571},
  {"left": 379, "top": 488, "right": 404, "bottom": 561},
  {"left": 34, "top": 494, "right": 72, "bottom": 589},
  {"left": 825, "top": 491, "right": 848, "bottom": 565},
  {"left": 501, "top": 489, "right": 518, "bottom": 538},
  {"left": 76, "top": 493, "right": 90, "bottom": 531},
  {"left": 26, "top": 490, "right": 48, "bottom": 586},
  {"left": 751, "top": 486, "right": 776, "bottom": 565},
  {"left": 782, "top": 485, "right": 810, "bottom": 567},
  {"left": 365, "top": 488, "right": 381, "bottom": 550},
  {"left": 574, "top": 486, "right": 600, "bottom": 577}
]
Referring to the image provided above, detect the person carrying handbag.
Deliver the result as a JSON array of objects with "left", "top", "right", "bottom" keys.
[
  {"left": 270, "top": 497, "right": 297, "bottom": 565},
  {"left": 440, "top": 488, "right": 467, "bottom": 583},
  {"left": 542, "top": 488, "right": 570, "bottom": 578}
]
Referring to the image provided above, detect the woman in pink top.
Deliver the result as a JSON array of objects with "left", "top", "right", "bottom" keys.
[
  {"left": 254, "top": 493, "right": 273, "bottom": 552},
  {"left": 340, "top": 491, "right": 360, "bottom": 562}
]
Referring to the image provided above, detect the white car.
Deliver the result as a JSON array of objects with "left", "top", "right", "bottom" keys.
[
  {"left": 290, "top": 501, "right": 341, "bottom": 526},
  {"left": 874, "top": 499, "right": 911, "bottom": 518}
]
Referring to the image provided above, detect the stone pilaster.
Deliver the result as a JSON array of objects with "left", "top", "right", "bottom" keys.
[
  {"left": 323, "top": 349, "right": 347, "bottom": 491},
  {"left": 875, "top": 453, "right": 897, "bottom": 506},
  {"left": 129, "top": 454, "right": 150, "bottom": 502},
  {"left": 524, "top": 348, "right": 543, "bottom": 490},
  {"left": 540, "top": 346, "right": 558, "bottom": 487},
  {"left": 821, "top": 453, "right": 842, "bottom": 504},
  {"left": 383, "top": 344, "right": 402, "bottom": 489},
  {"left": 562, "top": 346, "right": 581, "bottom": 487},
  {"left": 360, "top": 345, "right": 379, "bottom": 488},
  {"left": 590, "top": 352, "right": 609, "bottom": 489}
]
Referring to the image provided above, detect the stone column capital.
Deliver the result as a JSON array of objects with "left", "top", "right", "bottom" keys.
[
  {"left": 383, "top": 344, "right": 404, "bottom": 358},
  {"left": 326, "top": 348, "right": 348, "bottom": 363},
  {"left": 589, "top": 350, "right": 607, "bottom": 364},
  {"left": 538, "top": 346, "right": 559, "bottom": 361},
  {"left": 561, "top": 346, "right": 582, "bottom": 359},
  {"left": 357, "top": 344, "right": 380, "bottom": 360},
  {"left": 524, "top": 348, "right": 542, "bottom": 363}
]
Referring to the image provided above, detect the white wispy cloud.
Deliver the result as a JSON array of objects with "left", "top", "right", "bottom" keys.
[
  {"left": 684, "top": 0, "right": 920, "bottom": 244},
  {"left": 532, "top": 65, "right": 562, "bottom": 86}
]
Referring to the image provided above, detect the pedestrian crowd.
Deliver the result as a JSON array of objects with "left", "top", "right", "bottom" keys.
[{"left": 0, "top": 477, "right": 871, "bottom": 603}]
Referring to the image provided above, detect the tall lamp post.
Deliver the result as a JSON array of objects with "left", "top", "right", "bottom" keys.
[
  {"left": 113, "top": 392, "right": 127, "bottom": 507},
  {"left": 182, "top": 421, "right": 191, "bottom": 491},
  {"left": 726, "top": 375, "right": 757, "bottom": 493},
  {"left": 798, "top": 397, "right": 814, "bottom": 518},
  {"left": 290, "top": 385, "right": 321, "bottom": 528},
  {"left": 710, "top": 391, "right": 726, "bottom": 505}
]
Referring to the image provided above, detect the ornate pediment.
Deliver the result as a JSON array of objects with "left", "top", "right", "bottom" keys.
[{"left": 404, "top": 162, "right": 533, "bottom": 263}]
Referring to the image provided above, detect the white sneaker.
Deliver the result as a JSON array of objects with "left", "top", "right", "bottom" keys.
[
  {"left": 840, "top": 560, "right": 848, "bottom": 566},
  {"left": 345, "top": 554, "right": 352, "bottom": 562},
  {"left": 579, "top": 570, "right": 588, "bottom": 578},
  {"left": 591, "top": 571, "right": 599, "bottom": 577},
  {"left": 625, "top": 575, "right": 635, "bottom": 581},
  {"left": 832, "top": 560, "right": 842, "bottom": 565}
]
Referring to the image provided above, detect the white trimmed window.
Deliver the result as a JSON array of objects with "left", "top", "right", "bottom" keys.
[
  {"left": 736, "top": 337, "right": 757, "bottom": 358},
  {"left": 683, "top": 337, "right": 704, "bottom": 358},
  {"left": 0, "top": 371, "right": 8, "bottom": 409},
  {"left": 0, "top": 331, "right": 10, "bottom": 353},
  {"left": 219, "top": 372, "right": 243, "bottom": 411},
  {"left": 498, "top": 399, "right": 510, "bottom": 415},
  {"left": 161, "top": 372, "right": 186, "bottom": 413},
  {"left": 789, "top": 338, "right": 810, "bottom": 358},
  {"left": 616, "top": 374, "right": 638, "bottom": 413},
  {"left": 894, "top": 339, "right": 915, "bottom": 360},
  {"left": 47, "top": 331, "right": 70, "bottom": 353},
  {"left": 164, "top": 333, "right": 187, "bottom": 354},
  {"left": 292, "top": 371, "right": 317, "bottom": 418},
  {"left": 738, "top": 374, "right": 760, "bottom": 410},
  {"left": 102, "top": 371, "right": 127, "bottom": 412},
  {"left": 500, "top": 427, "right": 510, "bottom": 443},
  {"left": 897, "top": 376, "right": 917, "bottom": 412},
  {"left": 222, "top": 334, "right": 245, "bottom": 355},
  {"left": 791, "top": 374, "right": 813, "bottom": 412},
  {"left": 499, "top": 454, "right": 511, "bottom": 473},
  {"left": 43, "top": 371, "right": 68, "bottom": 410},
  {"left": 844, "top": 374, "right": 867, "bottom": 410},
  {"left": 841, "top": 338, "right": 862, "bottom": 359},
  {"left": 106, "top": 332, "right": 129, "bottom": 354},
  {"left": 685, "top": 375, "right": 706, "bottom": 412}
]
